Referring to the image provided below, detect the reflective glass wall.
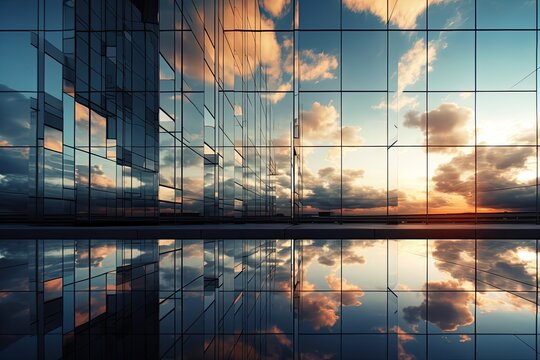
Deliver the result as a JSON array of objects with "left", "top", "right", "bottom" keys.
[
  {"left": 2, "top": 0, "right": 540, "bottom": 223},
  {"left": 0, "top": 0, "right": 160, "bottom": 221},
  {"left": 157, "top": 0, "right": 277, "bottom": 219},
  {"left": 289, "top": 0, "right": 540, "bottom": 222}
]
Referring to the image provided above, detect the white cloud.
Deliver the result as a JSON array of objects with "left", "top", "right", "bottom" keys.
[
  {"left": 260, "top": 0, "right": 291, "bottom": 18},
  {"left": 398, "top": 38, "right": 439, "bottom": 94}
]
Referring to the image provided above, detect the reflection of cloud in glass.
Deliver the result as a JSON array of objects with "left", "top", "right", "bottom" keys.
[
  {"left": 404, "top": 103, "right": 473, "bottom": 148},
  {"left": 431, "top": 240, "right": 536, "bottom": 313},
  {"left": 403, "top": 280, "right": 474, "bottom": 331},
  {"left": 260, "top": 0, "right": 290, "bottom": 18},
  {"left": 299, "top": 50, "right": 338, "bottom": 82},
  {"left": 343, "top": 0, "right": 448, "bottom": 29},
  {"left": 433, "top": 147, "right": 535, "bottom": 211}
]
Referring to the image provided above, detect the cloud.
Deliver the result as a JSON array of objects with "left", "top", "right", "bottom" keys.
[
  {"left": 260, "top": 0, "right": 291, "bottom": 18},
  {"left": 76, "top": 164, "right": 116, "bottom": 190},
  {"left": 300, "top": 291, "right": 340, "bottom": 330},
  {"left": 0, "top": 85, "right": 33, "bottom": 146},
  {"left": 432, "top": 147, "right": 536, "bottom": 211},
  {"left": 430, "top": 239, "right": 537, "bottom": 311},
  {"left": 387, "top": 326, "right": 416, "bottom": 360},
  {"left": 261, "top": 17, "right": 283, "bottom": 83},
  {"left": 375, "top": 37, "right": 443, "bottom": 111},
  {"left": 403, "top": 280, "right": 475, "bottom": 332},
  {"left": 293, "top": 240, "right": 380, "bottom": 330},
  {"left": 398, "top": 38, "right": 439, "bottom": 94},
  {"left": 302, "top": 101, "right": 339, "bottom": 143},
  {"left": 343, "top": 0, "right": 447, "bottom": 29},
  {"left": 302, "top": 166, "right": 387, "bottom": 212},
  {"left": 265, "top": 83, "right": 292, "bottom": 104},
  {"left": 404, "top": 103, "right": 473, "bottom": 148},
  {"left": 459, "top": 335, "right": 472, "bottom": 343},
  {"left": 301, "top": 101, "right": 363, "bottom": 146},
  {"left": 91, "top": 165, "right": 116, "bottom": 189},
  {"left": 299, "top": 50, "right": 339, "bottom": 83}
]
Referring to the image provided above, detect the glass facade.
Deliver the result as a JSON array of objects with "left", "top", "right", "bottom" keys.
[
  {"left": 1, "top": 0, "right": 540, "bottom": 223},
  {"left": 0, "top": 0, "right": 160, "bottom": 221}
]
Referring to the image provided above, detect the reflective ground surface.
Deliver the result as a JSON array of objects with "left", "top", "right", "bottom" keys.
[{"left": 0, "top": 239, "right": 538, "bottom": 359}]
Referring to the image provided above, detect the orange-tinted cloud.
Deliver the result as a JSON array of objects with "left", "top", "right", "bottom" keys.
[
  {"left": 301, "top": 101, "right": 363, "bottom": 146},
  {"left": 343, "top": 0, "right": 447, "bottom": 29},
  {"left": 398, "top": 38, "right": 439, "bottom": 94},
  {"left": 301, "top": 101, "right": 340, "bottom": 144},
  {"left": 387, "top": 326, "right": 416, "bottom": 360},
  {"left": 91, "top": 164, "right": 116, "bottom": 189},
  {"left": 260, "top": 0, "right": 291, "bottom": 18}
]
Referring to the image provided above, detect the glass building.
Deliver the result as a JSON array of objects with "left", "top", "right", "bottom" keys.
[
  {"left": 2, "top": 0, "right": 540, "bottom": 223},
  {"left": 0, "top": 0, "right": 160, "bottom": 221},
  {"left": 2, "top": 1, "right": 540, "bottom": 359}
]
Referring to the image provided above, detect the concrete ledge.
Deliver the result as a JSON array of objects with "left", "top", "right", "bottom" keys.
[{"left": 1, "top": 223, "right": 540, "bottom": 239}]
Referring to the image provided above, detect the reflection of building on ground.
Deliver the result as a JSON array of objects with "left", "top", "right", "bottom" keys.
[
  {"left": 0, "top": 240, "right": 159, "bottom": 358},
  {"left": 1, "top": 231, "right": 538, "bottom": 359},
  {"left": 0, "top": 238, "right": 280, "bottom": 359}
]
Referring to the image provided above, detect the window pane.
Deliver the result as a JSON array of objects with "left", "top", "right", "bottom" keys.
[
  {"left": 342, "top": 93, "right": 387, "bottom": 146},
  {"left": 478, "top": 0, "right": 535, "bottom": 29},
  {"left": 45, "top": 54, "right": 63, "bottom": 100},
  {"left": 477, "top": 31, "right": 536, "bottom": 91},
  {"left": 298, "top": 0, "right": 340, "bottom": 29},
  {"left": 298, "top": 32, "right": 340, "bottom": 91},
  {"left": 428, "top": 31, "right": 474, "bottom": 91},
  {"left": 477, "top": 92, "right": 536, "bottom": 145},
  {"left": 477, "top": 147, "right": 536, "bottom": 213},
  {"left": 342, "top": 1, "right": 387, "bottom": 29},
  {"left": 428, "top": 0, "right": 474, "bottom": 29},
  {"left": 44, "top": 126, "right": 63, "bottom": 153},
  {"left": 299, "top": 92, "right": 341, "bottom": 146},
  {"left": 342, "top": 31, "right": 387, "bottom": 91},
  {"left": 302, "top": 147, "right": 341, "bottom": 216},
  {"left": 0, "top": 32, "right": 37, "bottom": 92},
  {"left": 0, "top": 92, "right": 35, "bottom": 146},
  {"left": 342, "top": 147, "right": 387, "bottom": 216}
]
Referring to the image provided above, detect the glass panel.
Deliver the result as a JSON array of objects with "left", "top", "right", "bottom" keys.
[
  {"left": 428, "top": 31, "right": 474, "bottom": 91},
  {"left": 428, "top": 0, "right": 475, "bottom": 29},
  {"left": 342, "top": 31, "right": 387, "bottom": 91},
  {"left": 298, "top": 32, "right": 340, "bottom": 91},
  {"left": 0, "top": 32, "right": 37, "bottom": 92},
  {"left": 477, "top": 31, "right": 536, "bottom": 91},
  {"left": 299, "top": 93, "right": 341, "bottom": 146},
  {"left": 342, "top": 147, "right": 387, "bottom": 216},
  {"left": 342, "top": 93, "right": 387, "bottom": 146},
  {"left": 477, "top": 92, "right": 536, "bottom": 146},
  {"left": 0, "top": 92, "right": 35, "bottom": 146},
  {"left": 298, "top": 0, "right": 340, "bottom": 29},
  {"left": 301, "top": 147, "right": 341, "bottom": 216},
  {"left": 44, "top": 126, "right": 63, "bottom": 153},
  {"left": 478, "top": 0, "right": 535, "bottom": 29}
]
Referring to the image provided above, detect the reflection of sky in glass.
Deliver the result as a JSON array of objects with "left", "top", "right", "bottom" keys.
[
  {"left": 2, "top": 0, "right": 540, "bottom": 221},
  {"left": 0, "top": 238, "right": 538, "bottom": 359}
]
